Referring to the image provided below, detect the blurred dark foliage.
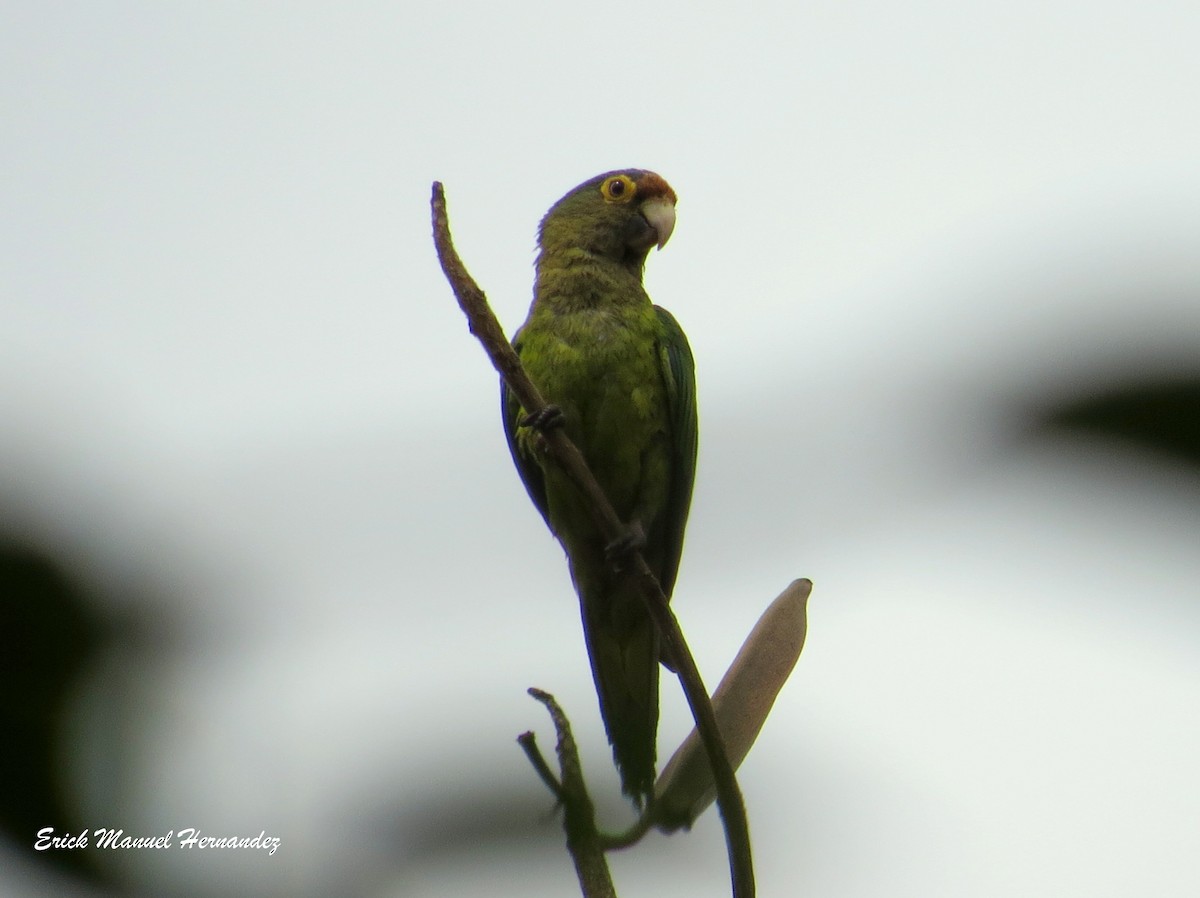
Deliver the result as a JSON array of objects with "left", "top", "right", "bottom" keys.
[
  {"left": 388, "top": 786, "right": 555, "bottom": 867},
  {"left": 0, "top": 542, "right": 112, "bottom": 886},
  {"left": 1029, "top": 375, "right": 1200, "bottom": 472},
  {"left": 375, "top": 771, "right": 634, "bottom": 894}
]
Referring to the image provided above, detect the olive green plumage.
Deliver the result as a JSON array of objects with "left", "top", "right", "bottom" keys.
[{"left": 502, "top": 169, "right": 697, "bottom": 802}]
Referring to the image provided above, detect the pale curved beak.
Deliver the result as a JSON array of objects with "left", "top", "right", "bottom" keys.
[{"left": 641, "top": 197, "right": 677, "bottom": 250}]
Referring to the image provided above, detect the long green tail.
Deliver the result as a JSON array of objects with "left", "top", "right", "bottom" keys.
[{"left": 577, "top": 572, "right": 661, "bottom": 803}]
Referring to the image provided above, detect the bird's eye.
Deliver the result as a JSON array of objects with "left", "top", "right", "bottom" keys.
[{"left": 600, "top": 175, "right": 636, "bottom": 203}]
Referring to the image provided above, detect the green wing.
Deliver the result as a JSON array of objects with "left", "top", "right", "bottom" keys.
[
  {"left": 502, "top": 313, "right": 696, "bottom": 586},
  {"left": 653, "top": 305, "right": 698, "bottom": 600},
  {"left": 501, "top": 333, "right": 551, "bottom": 528}
]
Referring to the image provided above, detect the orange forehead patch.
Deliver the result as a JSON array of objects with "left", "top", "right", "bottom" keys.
[{"left": 635, "top": 171, "right": 677, "bottom": 205}]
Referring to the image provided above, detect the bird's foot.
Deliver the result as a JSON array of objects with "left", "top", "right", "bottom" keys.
[
  {"left": 605, "top": 521, "right": 647, "bottom": 570},
  {"left": 521, "top": 404, "right": 565, "bottom": 433}
]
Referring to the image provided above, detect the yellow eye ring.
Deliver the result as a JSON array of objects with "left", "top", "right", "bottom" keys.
[{"left": 600, "top": 174, "right": 637, "bottom": 203}]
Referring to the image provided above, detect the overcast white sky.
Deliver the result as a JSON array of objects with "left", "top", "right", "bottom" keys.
[{"left": 3, "top": 2, "right": 1199, "bottom": 896}]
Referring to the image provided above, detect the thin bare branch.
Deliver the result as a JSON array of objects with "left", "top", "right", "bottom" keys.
[
  {"left": 517, "top": 730, "right": 564, "bottom": 801},
  {"left": 528, "top": 689, "right": 616, "bottom": 898}
]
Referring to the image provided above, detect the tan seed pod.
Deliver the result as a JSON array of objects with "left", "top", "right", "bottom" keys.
[{"left": 654, "top": 578, "right": 811, "bottom": 832}]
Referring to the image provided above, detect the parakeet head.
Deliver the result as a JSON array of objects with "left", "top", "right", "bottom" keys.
[{"left": 538, "top": 169, "right": 677, "bottom": 270}]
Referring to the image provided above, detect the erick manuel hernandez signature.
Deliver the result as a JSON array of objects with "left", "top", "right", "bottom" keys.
[{"left": 35, "top": 827, "right": 281, "bottom": 856}]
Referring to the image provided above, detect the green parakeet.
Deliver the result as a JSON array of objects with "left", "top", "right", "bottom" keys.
[{"left": 502, "top": 169, "right": 697, "bottom": 802}]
